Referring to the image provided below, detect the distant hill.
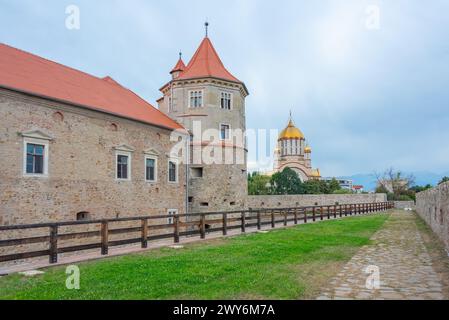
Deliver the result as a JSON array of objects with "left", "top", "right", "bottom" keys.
[{"left": 337, "top": 171, "right": 449, "bottom": 192}]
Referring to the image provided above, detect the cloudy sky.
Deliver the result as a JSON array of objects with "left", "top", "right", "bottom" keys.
[{"left": 1, "top": 0, "right": 448, "bottom": 177}]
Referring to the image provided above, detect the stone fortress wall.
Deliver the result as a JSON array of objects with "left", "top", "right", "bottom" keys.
[
  {"left": 416, "top": 182, "right": 449, "bottom": 252},
  {"left": 247, "top": 193, "right": 387, "bottom": 209},
  {"left": 0, "top": 89, "right": 187, "bottom": 226}
]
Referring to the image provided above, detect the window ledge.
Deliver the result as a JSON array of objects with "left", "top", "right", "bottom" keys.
[{"left": 23, "top": 174, "right": 49, "bottom": 179}]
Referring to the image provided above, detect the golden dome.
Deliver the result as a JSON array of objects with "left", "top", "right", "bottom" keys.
[
  {"left": 304, "top": 146, "right": 312, "bottom": 153},
  {"left": 311, "top": 169, "right": 321, "bottom": 178},
  {"left": 278, "top": 119, "right": 305, "bottom": 140}
]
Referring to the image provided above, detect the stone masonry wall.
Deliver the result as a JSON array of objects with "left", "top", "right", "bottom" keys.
[
  {"left": 0, "top": 89, "right": 187, "bottom": 226},
  {"left": 416, "top": 182, "right": 449, "bottom": 252},
  {"left": 247, "top": 193, "right": 387, "bottom": 209},
  {"left": 393, "top": 201, "right": 416, "bottom": 210}
]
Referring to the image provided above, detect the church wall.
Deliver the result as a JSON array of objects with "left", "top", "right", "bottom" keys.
[{"left": 247, "top": 193, "right": 387, "bottom": 209}]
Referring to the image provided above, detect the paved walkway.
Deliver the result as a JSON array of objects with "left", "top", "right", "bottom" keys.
[{"left": 318, "top": 210, "right": 446, "bottom": 300}]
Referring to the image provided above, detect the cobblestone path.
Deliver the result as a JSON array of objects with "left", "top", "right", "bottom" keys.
[{"left": 318, "top": 210, "right": 447, "bottom": 300}]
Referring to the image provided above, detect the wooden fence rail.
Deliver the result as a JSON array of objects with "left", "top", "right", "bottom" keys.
[{"left": 0, "top": 202, "right": 394, "bottom": 264}]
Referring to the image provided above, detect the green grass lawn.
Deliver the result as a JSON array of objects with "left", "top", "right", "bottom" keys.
[{"left": 0, "top": 214, "right": 389, "bottom": 300}]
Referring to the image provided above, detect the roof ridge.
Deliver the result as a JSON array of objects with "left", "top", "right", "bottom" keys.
[
  {"left": 0, "top": 42, "right": 185, "bottom": 131},
  {"left": 0, "top": 43, "right": 108, "bottom": 82},
  {"left": 0, "top": 43, "right": 131, "bottom": 93}
]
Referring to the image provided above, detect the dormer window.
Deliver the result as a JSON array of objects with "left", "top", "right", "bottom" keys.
[
  {"left": 220, "top": 92, "right": 232, "bottom": 110},
  {"left": 189, "top": 90, "right": 203, "bottom": 108}
]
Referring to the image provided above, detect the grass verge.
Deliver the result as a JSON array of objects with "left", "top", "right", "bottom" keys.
[{"left": 0, "top": 213, "right": 390, "bottom": 300}]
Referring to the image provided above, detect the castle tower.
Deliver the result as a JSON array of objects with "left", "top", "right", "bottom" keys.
[
  {"left": 158, "top": 27, "right": 249, "bottom": 212},
  {"left": 273, "top": 114, "right": 321, "bottom": 181}
]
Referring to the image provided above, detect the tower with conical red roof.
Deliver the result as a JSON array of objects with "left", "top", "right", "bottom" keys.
[{"left": 158, "top": 26, "right": 249, "bottom": 212}]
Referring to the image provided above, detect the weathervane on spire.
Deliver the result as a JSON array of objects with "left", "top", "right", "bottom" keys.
[
  {"left": 205, "top": 20, "right": 209, "bottom": 37},
  {"left": 179, "top": 51, "right": 182, "bottom": 59}
]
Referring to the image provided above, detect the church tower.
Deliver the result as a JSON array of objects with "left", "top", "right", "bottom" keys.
[
  {"left": 273, "top": 114, "right": 321, "bottom": 181},
  {"left": 158, "top": 25, "right": 249, "bottom": 212}
]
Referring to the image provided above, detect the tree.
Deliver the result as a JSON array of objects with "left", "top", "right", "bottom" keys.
[
  {"left": 375, "top": 167, "right": 415, "bottom": 201},
  {"left": 270, "top": 168, "right": 303, "bottom": 195},
  {"left": 439, "top": 177, "right": 449, "bottom": 185},
  {"left": 328, "top": 178, "right": 342, "bottom": 193},
  {"left": 302, "top": 180, "right": 323, "bottom": 194},
  {"left": 248, "top": 172, "right": 272, "bottom": 195}
]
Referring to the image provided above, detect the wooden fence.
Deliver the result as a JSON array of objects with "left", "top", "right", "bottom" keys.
[{"left": 0, "top": 202, "right": 393, "bottom": 264}]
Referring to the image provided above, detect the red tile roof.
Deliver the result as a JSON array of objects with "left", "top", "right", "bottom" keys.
[
  {"left": 178, "top": 37, "right": 241, "bottom": 83},
  {"left": 0, "top": 43, "right": 184, "bottom": 131},
  {"left": 170, "top": 58, "right": 186, "bottom": 74}
]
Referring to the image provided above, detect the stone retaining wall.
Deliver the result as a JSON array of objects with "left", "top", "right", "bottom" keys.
[
  {"left": 393, "top": 201, "right": 416, "bottom": 210},
  {"left": 416, "top": 182, "right": 449, "bottom": 252},
  {"left": 247, "top": 194, "right": 387, "bottom": 209}
]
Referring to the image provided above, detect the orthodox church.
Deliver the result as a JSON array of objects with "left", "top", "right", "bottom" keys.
[{"left": 273, "top": 114, "right": 321, "bottom": 181}]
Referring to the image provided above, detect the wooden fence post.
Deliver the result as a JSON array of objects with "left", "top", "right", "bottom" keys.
[
  {"left": 49, "top": 224, "right": 58, "bottom": 264},
  {"left": 200, "top": 214, "right": 206, "bottom": 239},
  {"left": 327, "top": 206, "right": 331, "bottom": 220},
  {"left": 334, "top": 205, "right": 337, "bottom": 218},
  {"left": 257, "top": 211, "right": 262, "bottom": 230},
  {"left": 304, "top": 209, "right": 308, "bottom": 223},
  {"left": 174, "top": 215, "right": 180, "bottom": 243},
  {"left": 284, "top": 210, "right": 288, "bottom": 226},
  {"left": 320, "top": 207, "right": 324, "bottom": 221},
  {"left": 339, "top": 205, "right": 343, "bottom": 218},
  {"left": 141, "top": 218, "right": 148, "bottom": 248},
  {"left": 101, "top": 220, "right": 108, "bottom": 255},
  {"left": 241, "top": 211, "right": 246, "bottom": 233},
  {"left": 223, "top": 213, "right": 228, "bottom": 236},
  {"left": 294, "top": 208, "right": 298, "bottom": 225},
  {"left": 271, "top": 210, "right": 275, "bottom": 228},
  {"left": 313, "top": 207, "right": 316, "bottom": 222}
]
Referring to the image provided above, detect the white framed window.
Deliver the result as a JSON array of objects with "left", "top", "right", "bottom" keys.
[
  {"left": 144, "top": 156, "right": 157, "bottom": 183},
  {"left": 23, "top": 139, "right": 49, "bottom": 177},
  {"left": 115, "top": 145, "right": 134, "bottom": 181},
  {"left": 189, "top": 90, "right": 203, "bottom": 108},
  {"left": 168, "top": 159, "right": 179, "bottom": 183},
  {"left": 22, "top": 131, "right": 52, "bottom": 178},
  {"left": 220, "top": 124, "right": 231, "bottom": 141},
  {"left": 167, "top": 209, "right": 178, "bottom": 224},
  {"left": 116, "top": 152, "right": 131, "bottom": 180},
  {"left": 220, "top": 92, "right": 232, "bottom": 110}
]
